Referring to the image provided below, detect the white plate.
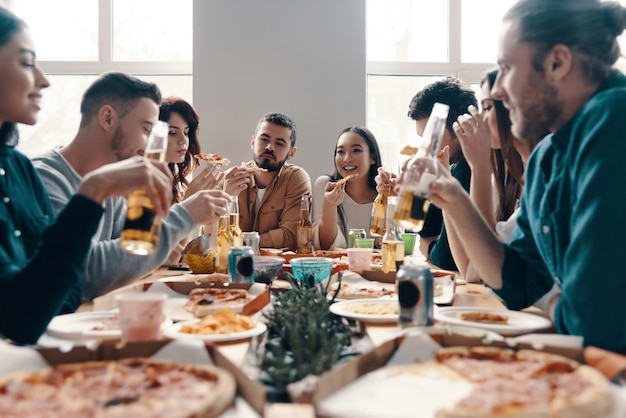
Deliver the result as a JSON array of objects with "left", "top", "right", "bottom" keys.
[
  {"left": 163, "top": 320, "right": 267, "bottom": 342},
  {"left": 163, "top": 298, "right": 195, "bottom": 322},
  {"left": 329, "top": 299, "right": 399, "bottom": 323},
  {"left": 434, "top": 307, "right": 552, "bottom": 336},
  {"left": 47, "top": 311, "right": 172, "bottom": 340}
]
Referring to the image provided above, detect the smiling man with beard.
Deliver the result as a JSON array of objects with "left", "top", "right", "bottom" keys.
[
  {"left": 424, "top": 0, "right": 626, "bottom": 354},
  {"left": 226, "top": 113, "right": 311, "bottom": 251}
]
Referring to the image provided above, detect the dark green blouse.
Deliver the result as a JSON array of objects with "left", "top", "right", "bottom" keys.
[{"left": 0, "top": 145, "right": 102, "bottom": 344}]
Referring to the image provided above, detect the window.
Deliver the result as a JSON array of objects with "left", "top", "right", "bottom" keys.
[
  {"left": 366, "top": 0, "right": 515, "bottom": 170},
  {"left": 8, "top": 0, "right": 192, "bottom": 157}
]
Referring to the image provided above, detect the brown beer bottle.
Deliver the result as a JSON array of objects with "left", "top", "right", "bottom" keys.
[
  {"left": 369, "top": 183, "right": 391, "bottom": 236},
  {"left": 296, "top": 195, "right": 314, "bottom": 254}
]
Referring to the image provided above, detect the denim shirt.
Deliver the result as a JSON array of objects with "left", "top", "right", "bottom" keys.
[{"left": 494, "top": 70, "right": 626, "bottom": 353}]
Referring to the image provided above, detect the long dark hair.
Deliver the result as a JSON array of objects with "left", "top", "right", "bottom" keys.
[
  {"left": 159, "top": 97, "right": 201, "bottom": 203},
  {"left": 329, "top": 126, "right": 382, "bottom": 239},
  {"left": 0, "top": 7, "right": 26, "bottom": 146},
  {"left": 482, "top": 69, "right": 524, "bottom": 221}
]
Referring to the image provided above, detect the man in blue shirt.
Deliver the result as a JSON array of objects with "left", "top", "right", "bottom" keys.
[{"left": 427, "top": 0, "right": 626, "bottom": 353}]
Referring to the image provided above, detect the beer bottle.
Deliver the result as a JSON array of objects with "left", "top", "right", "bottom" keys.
[
  {"left": 296, "top": 195, "right": 314, "bottom": 254},
  {"left": 394, "top": 103, "right": 449, "bottom": 231},
  {"left": 215, "top": 215, "right": 232, "bottom": 273},
  {"left": 229, "top": 199, "right": 244, "bottom": 247},
  {"left": 382, "top": 196, "right": 404, "bottom": 273},
  {"left": 369, "top": 183, "right": 391, "bottom": 236}
]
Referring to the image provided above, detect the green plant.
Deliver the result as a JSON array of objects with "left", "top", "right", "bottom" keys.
[{"left": 259, "top": 272, "right": 349, "bottom": 391}]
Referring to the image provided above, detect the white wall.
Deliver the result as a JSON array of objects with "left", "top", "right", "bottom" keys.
[{"left": 193, "top": 0, "right": 366, "bottom": 183}]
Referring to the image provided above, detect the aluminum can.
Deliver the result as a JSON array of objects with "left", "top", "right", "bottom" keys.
[
  {"left": 397, "top": 264, "right": 433, "bottom": 327},
  {"left": 242, "top": 231, "right": 260, "bottom": 256},
  {"left": 228, "top": 246, "right": 255, "bottom": 283},
  {"left": 347, "top": 228, "right": 367, "bottom": 248}
]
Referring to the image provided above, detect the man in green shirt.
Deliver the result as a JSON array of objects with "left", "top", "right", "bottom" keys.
[{"left": 427, "top": 0, "right": 626, "bottom": 353}]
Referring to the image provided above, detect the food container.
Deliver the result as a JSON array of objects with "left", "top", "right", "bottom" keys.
[{"left": 182, "top": 234, "right": 215, "bottom": 274}]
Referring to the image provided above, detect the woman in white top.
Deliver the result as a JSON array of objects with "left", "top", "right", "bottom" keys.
[{"left": 311, "top": 126, "right": 382, "bottom": 250}]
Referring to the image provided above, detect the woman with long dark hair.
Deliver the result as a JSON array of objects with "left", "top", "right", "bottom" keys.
[
  {"left": 311, "top": 126, "right": 382, "bottom": 250},
  {"left": 0, "top": 6, "right": 173, "bottom": 344}
]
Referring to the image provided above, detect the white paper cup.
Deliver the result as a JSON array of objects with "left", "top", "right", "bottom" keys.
[
  {"left": 346, "top": 248, "right": 373, "bottom": 274},
  {"left": 115, "top": 292, "right": 166, "bottom": 342}
]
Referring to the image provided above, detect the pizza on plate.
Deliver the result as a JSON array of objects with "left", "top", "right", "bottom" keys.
[
  {"left": 0, "top": 358, "right": 236, "bottom": 418},
  {"left": 184, "top": 287, "right": 251, "bottom": 318},
  {"left": 432, "top": 346, "right": 612, "bottom": 418},
  {"left": 195, "top": 152, "right": 231, "bottom": 167},
  {"left": 332, "top": 282, "right": 395, "bottom": 300},
  {"left": 457, "top": 311, "right": 509, "bottom": 325},
  {"left": 178, "top": 309, "right": 256, "bottom": 335}
]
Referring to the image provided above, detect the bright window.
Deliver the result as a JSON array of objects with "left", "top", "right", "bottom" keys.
[{"left": 8, "top": 0, "right": 192, "bottom": 157}]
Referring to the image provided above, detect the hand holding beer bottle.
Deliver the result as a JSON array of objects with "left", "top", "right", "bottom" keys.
[
  {"left": 120, "top": 121, "right": 169, "bottom": 255},
  {"left": 394, "top": 103, "right": 449, "bottom": 231}
]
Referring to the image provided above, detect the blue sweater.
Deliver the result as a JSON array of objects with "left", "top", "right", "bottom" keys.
[{"left": 495, "top": 70, "right": 626, "bottom": 353}]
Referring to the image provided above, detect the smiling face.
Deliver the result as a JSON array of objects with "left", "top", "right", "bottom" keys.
[
  {"left": 334, "top": 131, "right": 375, "bottom": 181},
  {"left": 492, "top": 19, "right": 561, "bottom": 139},
  {"left": 165, "top": 111, "right": 189, "bottom": 164},
  {"left": 0, "top": 28, "right": 49, "bottom": 126},
  {"left": 251, "top": 121, "right": 296, "bottom": 172},
  {"left": 109, "top": 97, "right": 160, "bottom": 161}
]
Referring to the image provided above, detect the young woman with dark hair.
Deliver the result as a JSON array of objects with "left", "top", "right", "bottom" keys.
[{"left": 311, "top": 126, "right": 382, "bottom": 250}]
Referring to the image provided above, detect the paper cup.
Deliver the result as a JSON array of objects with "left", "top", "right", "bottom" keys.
[
  {"left": 116, "top": 292, "right": 166, "bottom": 342},
  {"left": 347, "top": 248, "right": 373, "bottom": 274}
]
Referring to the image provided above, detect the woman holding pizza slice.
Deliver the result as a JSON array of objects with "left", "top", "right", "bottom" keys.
[
  {"left": 311, "top": 126, "right": 382, "bottom": 250},
  {"left": 0, "top": 7, "right": 174, "bottom": 344}
]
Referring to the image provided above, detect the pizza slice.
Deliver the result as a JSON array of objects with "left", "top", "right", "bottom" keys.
[
  {"left": 184, "top": 287, "right": 251, "bottom": 317},
  {"left": 335, "top": 173, "right": 359, "bottom": 186},
  {"left": 456, "top": 311, "right": 509, "bottom": 325},
  {"left": 333, "top": 282, "right": 395, "bottom": 300},
  {"left": 241, "top": 162, "right": 268, "bottom": 173},
  {"left": 195, "top": 152, "right": 231, "bottom": 167}
]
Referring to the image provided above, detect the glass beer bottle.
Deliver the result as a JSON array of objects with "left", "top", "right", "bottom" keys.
[
  {"left": 382, "top": 196, "right": 404, "bottom": 273},
  {"left": 369, "top": 182, "right": 391, "bottom": 236},
  {"left": 394, "top": 102, "right": 449, "bottom": 231},
  {"left": 215, "top": 215, "right": 232, "bottom": 273},
  {"left": 296, "top": 195, "right": 314, "bottom": 254},
  {"left": 120, "top": 121, "right": 169, "bottom": 255},
  {"left": 229, "top": 199, "right": 244, "bottom": 247}
]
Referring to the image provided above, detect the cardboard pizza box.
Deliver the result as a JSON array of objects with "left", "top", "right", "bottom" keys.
[
  {"left": 209, "top": 330, "right": 593, "bottom": 417},
  {"left": 157, "top": 280, "right": 270, "bottom": 316}
]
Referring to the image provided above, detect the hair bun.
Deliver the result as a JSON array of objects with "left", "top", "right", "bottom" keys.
[{"left": 603, "top": 2, "right": 626, "bottom": 37}]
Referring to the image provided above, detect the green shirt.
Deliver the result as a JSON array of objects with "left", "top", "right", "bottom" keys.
[
  {"left": 495, "top": 70, "right": 626, "bottom": 353},
  {"left": 0, "top": 145, "right": 102, "bottom": 344}
]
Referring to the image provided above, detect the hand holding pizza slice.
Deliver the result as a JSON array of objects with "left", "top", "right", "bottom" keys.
[{"left": 195, "top": 153, "right": 231, "bottom": 167}]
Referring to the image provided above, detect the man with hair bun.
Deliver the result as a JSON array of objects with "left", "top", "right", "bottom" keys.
[{"left": 426, "top": 0, "right": 626, "bottom": 353}]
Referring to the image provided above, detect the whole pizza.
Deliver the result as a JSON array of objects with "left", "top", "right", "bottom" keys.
[
  {"left": 434, "top": 346, "right": 612, "bottom": 417},
  {"left": 0, "top": 358, "right": 236, "bottom": 417}
]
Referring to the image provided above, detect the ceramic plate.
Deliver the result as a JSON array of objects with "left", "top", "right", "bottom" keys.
[
  {"left": 163, "top": 320, "right": 267, "bottom": 342},
  {"left": 47, "top": 311, "right": 171, "bottom": 340},
  {"left": 434, "top": 307, "right": 552, "bottom": 336},
  {"left": 329, "top": 299, "right": 399, "bottom": 323}
]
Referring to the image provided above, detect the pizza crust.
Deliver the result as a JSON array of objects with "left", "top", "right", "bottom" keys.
[{"left": 0, "top": 358, "right": 236, "bottom": 418}]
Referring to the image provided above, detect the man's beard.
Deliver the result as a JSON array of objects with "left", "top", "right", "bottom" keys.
[
  {"left": 254, "top": 151, "right": 288, "bottom": 172},
  {"left": 512, "top": 73, "right": 560, "bottom": 140},
  {"left": 110, "top": 126, "right": 136, "bottom": 161}
]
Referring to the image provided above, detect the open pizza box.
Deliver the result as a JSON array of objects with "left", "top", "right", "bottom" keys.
[
  {"left": 147, "top": 279, "right": 271, "bottom": 316},
  {"left": 209, "top": 331, "right": 626, "bottom": 418}
]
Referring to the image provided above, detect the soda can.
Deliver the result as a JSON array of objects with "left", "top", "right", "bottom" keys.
[
  {"left": 242, "top": 231, "right": 260, "bottom": 256},
  {"left": 228, "top": 246, "right": 255, "bottom": 283},
  {"left": 347, "top": 228, "right": 366, "bottom": 248},
  {"left": 397, "top": 264, "right": 433, "bottom": 327}
]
